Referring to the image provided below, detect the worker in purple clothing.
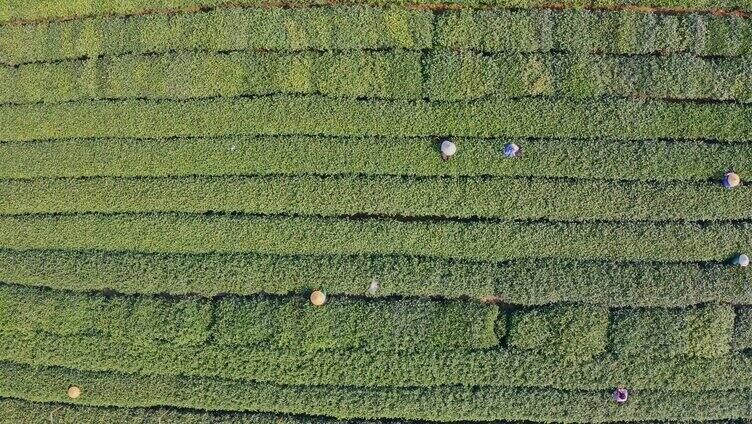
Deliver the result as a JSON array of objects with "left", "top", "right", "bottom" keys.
[{"left": 613, "top": 388, "right": 628, "bottom": 404}]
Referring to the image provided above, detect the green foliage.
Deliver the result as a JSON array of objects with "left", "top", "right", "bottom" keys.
[
  {"left": 508, "top": 304, "right": 609, "bottom": 361},
  {"left": 3, "top": 361, "right": 751, "bottom": 422},
  {"left": 0, "top": 51, "right": 422, "bottom": 103},
  {"left": 733, "top": 307, "right": 752, "bottom": 350},
  {"left": 3, "top": 95, "right": 752, "bottom": 142},
  {"left": 0, "top": 6, "right": 433, "bottom": 65},
  {"left": 426, "top": 52, "right": 752, "bottom": 102},
  {"left": 0, "top": 284, "right": 212, "bottom": 345},
  {"left": 610, "top": 304, "right": 736, "bottom": 359},
  {"left": 436, "top": 9, "right": 752, "bottom": 57},
  {"left": 6, "top": 329, "right": 752, "bottom": 391},
  {"left": 2, "top": 3, "right": 752, "bottom": 421},
  {"left": 0, "top": 137, "right": 748, "bottom": 182},
  {"left": 0, "top": 214, "right": 750, "bottom": 262},
  {"left": 0, "top": 283, "right": 497, "bottom": 351},
  {"left": 212, "top": 295, "right": 498, "bottom": 351},
  {"left": 3, "top": 50, "right": 751, "bottom": 104},
  {"left": 7, "top": 0, "right": 752, "bottom": 44},
  {"left": 0, "top": 398, "right": 367, "bottom": 424},
  {"left": 1, "top": 249, "right": 750, "bottom": 307},
  {"left": 2, "top": 174, "right": 750, "bottom": 221}
]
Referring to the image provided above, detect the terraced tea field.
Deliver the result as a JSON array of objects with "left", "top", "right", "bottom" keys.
[{"left": 1, "top": 0, "right": 752, "bottom": 422}]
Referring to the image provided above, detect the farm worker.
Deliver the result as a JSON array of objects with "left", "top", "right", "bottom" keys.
[
  {"left": 68, "top": 386, "right": 82, "bottom": 399},
  {"left": 503, "top": 143, "right": 521, "bottom": 158},
  {"left": 735, "top": 254, "right": 750, "bottom": 267},
  {"left": 723, "top": 171, "right": 741, "bottom": 188},
  {"left": 613, "top": 388, "right": 628, "bottom": 404},
  {"left": 440, "top": 140, "right": 457, "bottom": 161},
  {"left": 310, "top": 290, "right": 327, "bottom": 306},
  {"left": 367, "top": 278, "right": 380, "bottom": 295}
]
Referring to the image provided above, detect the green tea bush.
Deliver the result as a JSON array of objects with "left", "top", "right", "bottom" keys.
[
  {"left": 1, "top": 249, "right": 749, "bottom": 307},
  {"left": 2, "top": 174, "right": 750, "bottom": 221},
  {"left": 610, "top": 304, "right": 736, "bottom": 358},
  {"left": 212, "top": 295, "right": 499, "bottom": 351},
  {"left": 0, "top": 6, "right": 432, "bottom": 65},
  {"left": 4, "top": 1, "right": 752, "bottom": 24},
  {"left": 733, "top": 307, "right": 752, "bottom": 350},
  {"left": 5, "top": 329, "right": 752, "bottom": 390},
  {"left": 426, "top": 52, "right": 752, "bottom": 102},
  {"left": 3, "top": 95, "right": 752, "bottom": 142},
  {"left": 0, "top": 137, "right": 748, "bottom": 182},
  {"left": 0, "top": 398, "right": 367, "bottom": 424},
  {"left": 1, "top": 361, "right": 750, "bottom": 422},
  {"left": 0, "top": 284, "right": 211, "bottom": 345},
  {"left": 0, "top": 283, "right": 497, "bottom": 351},
  {"left": 0, "top": 51, "right": 422, "bottom": 104},
  {"left": 3, "top": 51, "right": 750, "bottom": 104},
  {"left": 437, "top": 9, "right": 752, "bottom": 57},
  {"left": 508, "top": 304, "right": 609, "bottom": 361},
  {"left": 0, "top": 213, "right": 749, "bottom": 262}
]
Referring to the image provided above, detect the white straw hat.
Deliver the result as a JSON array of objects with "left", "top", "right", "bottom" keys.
[
  {"left": 310, "top": 290, "right": 327, "bottom": 306},
  {"left": 67, "top": 386, "right": 82, "bottom": 399},
  {"left": 724, "top": 172, "right": 741, "bottom": 188},
  {"left": 440, "top": 140, "right": 457, "bottom": 157}
]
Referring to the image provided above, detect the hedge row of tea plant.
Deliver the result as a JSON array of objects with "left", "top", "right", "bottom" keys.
[
  {"left": 3, "top": 7, "right": 751, "bottom": 66},
  {"left": 2, "top": 174, "right": 749, "bottom": 221},
  {"left": 2, "top": 361, "right": 751, "bottom": 421},
  {"left": 1, "top": 213, "right": 750, "bottom": 262},
  {"left": 4, "top": 0, "right": 752, "bottom": 25},
  {"left": 0, "top": 284, "right": 212, "bottom": 345},
  {"left": 0, "top": 137, "right": 747, "bottom": 182},
  {"left": 0, "top": 283, "right": 498, "bottom": 351},
  {"left": 507, "top": 304, "right": 610, "bottom": 361},
  {"left": 3, "top": 95, "right": 752, "bottom": 142},
  {"left": 5, "top": 328, "right": 752, "bottom": 391},
  {"left": 0, "top": 398, "right": 373, "bottom": 424},
  {"left": 609, "top": 304, "right": 736, "bottom": 358},
  {"left": 2, "top": 51, "right": 750, "bottom": 104},
  {"left": 0, "top": 51, "right": 422, "bottom": 104},
  {"left": 0, "top": 249, "right": 749, "bottom": 306}
]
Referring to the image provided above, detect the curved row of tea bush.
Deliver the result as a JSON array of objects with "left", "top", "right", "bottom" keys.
[
  {"left": 2, "top": 51, "right": 750, "bottom": 104},
  {"left": 2, "top": 7, "right": 750, "bottom": 66},
  {"left": 0, "top": 282, "right": 740, "bottom": 361},
  {"left": 0, "top": 137, "right": 746, "bottom": 182},
  {"left": 0, "top": 283, "right": 498, "bottom": 351},
  {"left": 0, "top": 213, "right": 750, "bottom": 262},
  {"left": 426, "top": 52, "right": 752, "bottom": 102},
  {"left": 0, "top": 6, "right": 432, "bottom": 65},
  {"left": 2, "top": 175, "right": 749, "bottom": 221},
  {"left": 1, "top": 361, "right": 750, "bottom": 421},
  {"left": 4, "top": 399, "right": 741, "bottom": 424},
  {"left": 4, "top": 0, "right": 752, "bottom": 26},
  {"left": 0, "top": 398, "right": 370, "bottom": 424},
  {"left": 3, "top": 95, "right": 752, "bottom": 142},
  {"left": 436, "top": 9, "right": 752, "bottom": 57},
  {"left": 0, "top": 51, "right": 422, "bottom": 104},
  {"left": 0, "top": 249, "right": 749, "bottom": 306},
  {"left": 3, "top": 328, "right": 752, "bottom": 390}
]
